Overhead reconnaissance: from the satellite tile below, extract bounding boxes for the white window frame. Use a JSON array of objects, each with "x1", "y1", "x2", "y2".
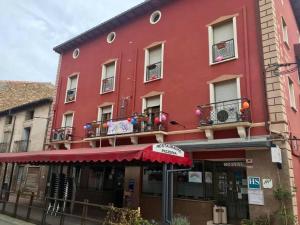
[
  {"x1": 97, "y1": 105, "x2": 113, "y2": 122},
  {"x1": 100, "y1": 60, "x2": 117, "y2": 94},
  {"x1": 208, "y1": 17, "x2": 238, "y2": 65},
  {"x1": 61, "y1": 112, "x2": 74, "y2": 128},
  {"x1": 65, "y1": 73, "x2": 79, "y2": 103},
  {"x1": 288, "y1": 78, "x2": 296, "y2": 110},
  {"x1": 282, "y1": 17, "x2": 289, "y2": 46},
  {"x1": 209, "y1": 77, "x2": 241, "y2": 104},
  {"x1": 142, "y1": 94, "x2": 163, "y2": 112},
  {"x1": 144, "y1": 42, "x2": 165, "y2": 83}
]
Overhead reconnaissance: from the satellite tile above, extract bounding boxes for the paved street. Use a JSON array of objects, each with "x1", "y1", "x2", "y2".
[{"x1": 0, "y1": 214, "x2": 35, "y2": 225}]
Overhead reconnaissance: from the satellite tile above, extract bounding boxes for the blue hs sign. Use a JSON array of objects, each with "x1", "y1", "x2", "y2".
[{"x1": 248, "y1": 176, "x2": 261, "y2": 189}]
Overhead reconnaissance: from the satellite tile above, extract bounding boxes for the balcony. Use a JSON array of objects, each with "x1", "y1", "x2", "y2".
[
  {"x1": 84, "y1": 111, "x2": 168, "y2": 146},
  {"x1": 146, "y1": 62, "x2": 162, "y2": 81},
  {"x1": 212, "y1": 39, "x2": 235, "y2": 63},
  {"x1": 0, "y1": 143, "x2": 9, "y2": 153},
  {"x1": 197, "y1": 98, "x2": 251, "y2": 139},
  {"x1": 101, "y1": 77, "x2": 114, "y2": 93},
  {"x1": 51, "y1": 127, "x2": 74, "y2": 149},
  {"x1": 14, "y1": 140, "x2": 30, "y2": 152},
  {"x1": 65, "y1": 88, "x2": 76, "y2": 102}
]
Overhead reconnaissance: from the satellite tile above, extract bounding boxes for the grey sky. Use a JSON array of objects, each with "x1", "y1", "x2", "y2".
[{"x1": 0, "y1": 0, "x2": 143, "y2": 83}]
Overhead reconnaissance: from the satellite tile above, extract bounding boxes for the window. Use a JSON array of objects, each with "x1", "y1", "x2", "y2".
[
  {"x1": 25, "y1": 110, "x2": 34, "y2": 120},
  {"x1": 288, "y1": 78, "x2": 296, "y2": 109},
  {"x1": 62, "y1": 113, "x2": 74, "y2": 128},
  {"x1": 143, "y1": 95, "x2": 163, "y2": 131},
  {"x1": 98, "y1": 105, "x2": 113, "y2": 122},
  {"x1": 144, "y1": 44, "x2": 164, "y2": 82},
  {"x1": 282, "y1": 17, "x2": 289, "y2": 45},
  {"x1": 150, "y1": 11, "x2": 161, "y2": 24},
  {"x1": 72, "y1": 48, "x2": 80, "y2": 59},
  {"x1": 5, "y1": 115, "x2": 13, "y2": 125},
  {"x1": 101, "y1": 61, "x2": 116, "y2": 93},
  {"x1": 107, "y1": 32, "x2": 116, "y2": 44},
  {"x1": 209, "y1": 17, "x2": 238, "y2": 64},
  {"x1": 142, "y1": 165, "x2": 162, "y2": 195},
  {"x1": 65, "y1": 75, "x2": 78, "y2": 103}
]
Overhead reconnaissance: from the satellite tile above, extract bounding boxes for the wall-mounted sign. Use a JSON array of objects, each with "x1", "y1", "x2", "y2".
[
  {"x1": 107, "y1": 120, "x2": 133, "y2": 135},
  {"x1": 262, "y1": 178, "x2": 273, "y2": 189},
  {"x1": 271, "y1": 145, "x2": 282, "y2": 164},
  {"x1": 152, "y1": 144, "x2": 184, "y2": 157},
  {"x1": 248, "y1": 189, "x2": 264, "y2": 205},
  {"x1": 188, "y1": 171, "x2": 202, "y2": 183},
  {"x1": 248, "y1": 176, "x2": 261, "y2": 189},
  {"x1": 223, "y1": 162, "x2": 246, "y2": 167}
]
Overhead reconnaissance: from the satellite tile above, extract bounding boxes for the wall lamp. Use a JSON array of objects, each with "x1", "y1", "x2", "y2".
[{"x1": 169, "y1": 120, "x2": 186, "y2": 128}]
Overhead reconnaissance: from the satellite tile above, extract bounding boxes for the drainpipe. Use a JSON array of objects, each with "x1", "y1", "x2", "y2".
[{"x1": 254, "y1": 0, "x2": 270, "y2": 132}]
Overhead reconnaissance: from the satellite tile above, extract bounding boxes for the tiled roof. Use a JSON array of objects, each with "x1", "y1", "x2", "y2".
[{"x1": 0, "y1": 81, "x2": 55, "y2": 112}]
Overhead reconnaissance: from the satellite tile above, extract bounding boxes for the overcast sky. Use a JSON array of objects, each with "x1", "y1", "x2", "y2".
[{"x1": 0, "y1": 0, "x2": 143, "y2": 84}]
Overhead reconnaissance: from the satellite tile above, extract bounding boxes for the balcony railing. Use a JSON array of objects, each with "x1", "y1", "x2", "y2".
[
  {"x1": 14, "y1": 140, "x2": 30, "y2": 152},
  {"x1": 65, "y1": 88, "x2": 76, "y2": 102},
  {"x1": 212, "y1": 39, "x2": 235, "y2": 63},
  {"x1": 146, "y1": 62, "x2": 162, "y2": 81},
  {"x1": 102, "y1": 77, "x2": 114, "y2": 93},
  {"x1": 0, "y1": 143, "x2": 9, "y2": 153},
  {"x1": 85, "y1": 111, "x2": 168, "y2": 138},
  {"x1": 51, "y1": 127, "x2": 74, "y2": 142},
  {"x1": 198, "y1": 98, "x2": 251, "y2": 126}
]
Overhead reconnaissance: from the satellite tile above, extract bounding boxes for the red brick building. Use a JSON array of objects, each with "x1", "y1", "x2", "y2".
[{"x1": 40, "y1": 0, "x2": 300, "y2": 224}]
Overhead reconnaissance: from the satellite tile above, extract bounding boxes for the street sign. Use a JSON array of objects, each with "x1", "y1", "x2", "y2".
[{"x1": 248, "y1": 176, "x2": 261, "y2": 189}]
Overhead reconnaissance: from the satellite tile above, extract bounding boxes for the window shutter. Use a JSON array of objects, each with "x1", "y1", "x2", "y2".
[
  {"x1": 146, "y1": 96, "x2": 161, "y2": 108},
  {"x1": 149, "y1": 45, "x2": 162, "y2": 65},
  {"x1": 213, "y1": 20, "x2": 234, "y2": 44},
  {"x1": 102, "y1": 106, "x2": 112, "y2": 114},
  {"x1": 105, "y1": 63, "x2": 115, "y2": 78},
  {"x1": 64, "y1": 114, "x2": 73, "y2": 127},
  {"x1": 69, "y1": 76, "x2": 78, "y2": 89}
]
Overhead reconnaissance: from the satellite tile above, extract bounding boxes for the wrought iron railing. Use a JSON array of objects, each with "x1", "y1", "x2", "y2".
[
  {"x1": 85, "y1": 111, "x2": 168, "y2": 138},
  {"x1": 0, "y1": 143, "x2": 9, "y2": 153},
  {"x1": 146, "y1": 62, "x2": 162, "y2": 81},
  {"x1": 14, "y1": 140, "x2": 30, "y2": 152},
  {"x1": 51, "y1": 127, "x2": 74, "y2": 142},
  {"x1": 212, "y1": 39, "x2": 235, "y2": 63},
  {"x1": 65, "y1": 88, "x2": 76, "y2": 102},
  {"x1": 102, "y1": 77, "x2": 114, "y2": 93},
  {"x1": 197, "y1": 98, "x2": 251, "y2": 126}
]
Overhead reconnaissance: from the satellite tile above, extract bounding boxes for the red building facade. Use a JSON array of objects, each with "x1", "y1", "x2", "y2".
[{"x1": 49, "y1": 0, "x2": 300, "y2": 224}]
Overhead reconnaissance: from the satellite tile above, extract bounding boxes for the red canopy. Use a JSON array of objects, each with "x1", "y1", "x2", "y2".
[{"x1": 0, "y1": 144, "x2": 192, "y2": 167}]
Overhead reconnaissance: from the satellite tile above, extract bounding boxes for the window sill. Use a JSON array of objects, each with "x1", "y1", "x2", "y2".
[
  {"x1": 64, "y1": 100, "x2": 76, "y2": 104},
  {"x1": 100, "y1": 90, "x2": 114, "y2": 95},
  {"x1": 144, "y1": 77, "x2": 162, "y2": 84},
  {"x1": 210, "y1": 56, "x2": 237, "y2": 66}
]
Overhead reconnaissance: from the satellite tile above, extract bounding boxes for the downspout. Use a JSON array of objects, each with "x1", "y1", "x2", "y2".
[
  {"x1": 254, "y1": 0, "x2": 270, "y2": 132},
  {"x1": 42, "y1": 101, "x2": 52, "y2": 151}
]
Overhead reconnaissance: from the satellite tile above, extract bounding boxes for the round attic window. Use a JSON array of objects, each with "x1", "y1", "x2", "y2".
[
  {"x1": 107, "y1": 32, "x2": 116, "y2": 44},
  {"x1": 72, "y1": 48, "x2": 80, "y2": 59},
  {"x1": 150, "y1": 11, "x2": 161, "y2": 24}
]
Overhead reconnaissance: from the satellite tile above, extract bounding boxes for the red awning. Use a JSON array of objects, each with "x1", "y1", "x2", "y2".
[{"x1": 0, "y1": 144, "x2": 192, "y2": 167}]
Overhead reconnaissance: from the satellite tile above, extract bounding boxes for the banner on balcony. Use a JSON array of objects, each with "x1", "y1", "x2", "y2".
[{"x1": 107, "y1": 120, "x2": 133, "y2": 135}]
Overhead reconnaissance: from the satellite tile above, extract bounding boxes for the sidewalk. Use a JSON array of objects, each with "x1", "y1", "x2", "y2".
[{"x1": 0, "y1": 214, "x2": 35, "y2": 225}]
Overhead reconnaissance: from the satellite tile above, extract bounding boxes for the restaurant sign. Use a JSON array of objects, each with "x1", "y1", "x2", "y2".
[{"x1": 153, "y1": 144, "x2": 185, "y2": 157}]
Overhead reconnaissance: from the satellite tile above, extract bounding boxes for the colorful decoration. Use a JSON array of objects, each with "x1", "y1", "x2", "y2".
[
  {"x1": 131, "y1": 118, "x2": 137, "y2": 125},
  {"x1": 242, "y1": 101, "x2": 250, "y2": 109},
  {"x1": 161, "y1": 114, "x2": 167, "y2": 121},
  {"x1": 154, "y1": 117, "x2": 161, "y2": 124},
  {"x1": 195, "y1": 108, "x2": 202, "y2": 116},
  {"x1": 127, "y1": 118, "x2": 131, "y2": 122},
  {"x1": 215, "y1": 55, "x2": 224, "y2": 62},
  {"x1": 102, "y1": 123, "x2": 108, "y2": 128}
]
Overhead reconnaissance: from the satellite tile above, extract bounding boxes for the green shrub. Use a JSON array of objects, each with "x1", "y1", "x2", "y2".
[{"x1": 171, "y1": 215, "x2": 190, "y2": 225}]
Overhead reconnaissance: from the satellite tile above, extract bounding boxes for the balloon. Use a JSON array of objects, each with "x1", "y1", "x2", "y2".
[
  {"x1": 195, "y1": 109, "x2": 201, "y2": 116},
  {"x1": 240, "y1": 108, "x2": 245, "y2": 113},
  {"x1": 242, "y1": 101, "x2": 250, "y2": 109},
  {"x1": 83, "y1": 125, "x2": 87, "y2": 129},
  {"x1": 131, "y1": 118, "x2": 137, "y2": 125},
  {"x1": 127, "y1": 118, "x2": 131, "y2": 122},
  {"x1": 154, "y1": 117, "x2": 160, "y2": 124},
  {"x1": 215, "y1": 55, "x2": 224, "y2": 62},
  {"x1": 103, "y1": 123, "x2": 108, "y2": 128},
  {"x1": 161, "y1": 114, "x2": 167, "y2": 121}
]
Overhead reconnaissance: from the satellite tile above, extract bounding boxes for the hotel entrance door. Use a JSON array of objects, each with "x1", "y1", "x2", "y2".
[{"x1": 214, "y1": 161, "x2": 249, "y2": 224}]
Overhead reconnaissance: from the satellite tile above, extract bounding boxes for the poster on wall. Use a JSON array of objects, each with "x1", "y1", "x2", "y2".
[
  {"x1": 248, "y1": 189, "x2": 264, "y2": 205},
  {"x1": 188, "y1": 171, "x2": 202, "y2": 183},
  {"x1": 262, "y1": 178, "x2": 273, "y2": 189},
  {"x1": 205, "y1": 172, "x2": 213, "y2": 183}
]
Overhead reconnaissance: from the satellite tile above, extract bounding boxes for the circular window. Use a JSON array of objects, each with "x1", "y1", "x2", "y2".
[
  {"x1": 150, "y1": 11, "x2": 161, "y2": 24},
  {"x1": 72, "y1": 48, "x2": 80, "y2": 59},
  {"x1": 107, "y1": 32, "x2": 116, "y2": 43}
]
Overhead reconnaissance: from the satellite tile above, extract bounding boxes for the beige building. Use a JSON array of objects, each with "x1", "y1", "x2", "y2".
[{"x1": 0, "y1": 81, "x2": 54, "y2": 199}]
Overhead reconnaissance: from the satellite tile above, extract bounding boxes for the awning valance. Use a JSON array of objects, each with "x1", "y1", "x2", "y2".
[{"x1": 0, "y1": 144, "x2": 192, "y2": 167}]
